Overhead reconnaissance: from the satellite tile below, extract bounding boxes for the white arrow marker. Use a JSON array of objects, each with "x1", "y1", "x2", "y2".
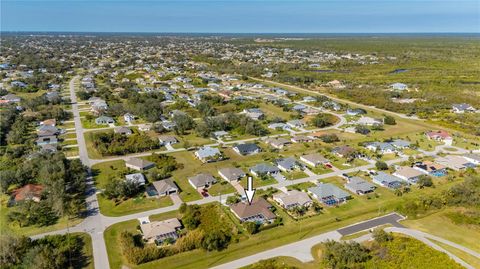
[{"x1": 244, "y1": 176, "x2": 256, "y2": 205}]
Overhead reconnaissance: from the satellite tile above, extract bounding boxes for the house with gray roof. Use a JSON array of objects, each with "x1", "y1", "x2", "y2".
[
  {"x1": 233, "y1": 143, "x2": 261, "y2": 156},
  {"x1": 463, "y1": 154, "x2": 480, "y2": 165},
  {"x1": 218, "y1": 167, "x2": 246, "y2": 181},
  {"x1": 158, "y1": 135, "x2": 178, "y2": 145},
  {"x1": 188, "y1": 173, "x2": 217, "y2": 188},
  {"x1": 194, "y1": 146, "x2": 223, "y2": 163},
  {"x1": 344, "y1": 177, "x2": 375, "y2": 195},
  {"x1": 114, "y1": 126, "x2": 133, "y2": 136},
  {"x1": 249, "y1": 163, "x2": 280, "y2": 177},
  {"x1": 452, "y1": 103, "x2": 476, "y2": 113},
  {"x1": 308, "y1": 183, "x2": 351, "y2": 206},
  {"x1": 265, "y1": 137, "x2": 291, "y2": 149},
  {"x1": 275, "y1": 157, "x2": 301, "y2": 172},
  {"x1": 364, "y1": 142, "x2": 396, "y2": 154},
  {"x1": 390, "y1": 139, "x2": 411, "y2": 149},
  {"x1": 125, "y1": 157, "x2": 155, "y2": 171},
  {"x1": 372, "y1": 172, "x2": 402, "y2": 189},
  {"x1": 300, "y1": 153, "x2": 329, "y2": 167},
  {"x1": 95, "y1": 116, "x2": 115, "y2": 125},
  {"x1": 152, "y1": 178, "x2": 179, "y2": 196}
]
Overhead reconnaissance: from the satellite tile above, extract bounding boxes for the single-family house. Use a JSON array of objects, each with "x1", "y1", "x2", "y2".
[
  {"x1": 213, "y1": 130, "x2": 229, "y2": 140},
  {"x1": 344, "y1": 177, "x2": 375, "y2": 195},
  {"x1": 152, "y1": 179, "x2": 179, "y2": 196},
  {"x1": 243, "y1": 108, "x2": 265, "y2": 120},
  {"x1": 308, "y1": 183, "x2": 351, "y2": 206},
  {"x1": 300, "y1": 153, "x2": 329, "y2": 167},
  {"x1": 232, "y1": 143, "x2": 261, "y2": 156},
  {"x1": 249, "y1": 163, "x2": 280, "y2": 177},
  {"x1": 393, "y1": 166, "x2": 425, "y2": 184},
  {"x1": 390, "y1": 139, "x2": 411, "y2": 149},
  {"x1": 413, "y1": 161, "x2": 447, "y2": 177},
  {"x1": 36, "y1": 135, "x2": 58, "y2": 146},
  {"x1": 158, "y1": 135, "x2": 178, "y2": 145},
  {"x1": 140, "y1": 218, "x2": 182, "y2": 243},
  {"x1": 434, "y1": 155, "x2": 476, "y2": 171},
  {"x1": 125, "y1": 173, "x2": 146, "y2": 186},
  {"x1": 114, "y1": 126, "x2": 133, "y2": 136},
  {"x1": 389, "y1": 83, "x2": 408, "y2": 91},
  {"x1": 95, "y1": 116, "x2": 115, "y2": 125},
  {"x1": 11, "y1": 184, "x2": 44, "y2": 203},
  {"x1": 291, "y1": 135, "x2": 315, "y2": 143},
  {"x1": 275, "y1": 157, "x2": 301, "y2": 172},
  {"x1": 286, "y1": 119, "x2": 306, "y2": 129},
  {"x1": 125, "y1": 157, "x2": 155, "y2": 171},
  {"x1": 372, "y1": 172, "x2": 403, "y2": 189},
  {"x1": 265, "y1": 137, "x2": 291, "y2": 149},
  {"x1": 188, "y1": 173, "x2": 217, "y2": 189},
  {"x1": 355, "y1": 116, "x2": 382, "y2": 126},
  {"x1": 230, "y1": 198, "x2": 276, "y2": 223},
  {"x1": 332, "y1": 145, "x2": 357, "y2": 158},
  {"x1": 426, "y1": 130, "x2": 453, "y2": 145},
  {"x1": 273, "y1": 190, "x2": 313, "y2": 209},
  {"x1": 37, "y1": 125, "x2": 60, "y2": 137},
  {"x1": 194, "y1": 146, "x2": 223, "y2": 163},
  {"x1": 268, "y1": 123, "x2": 290, "y2": 131},
  {"x1": 124, "y1": 113, "x2": 135, "y2": 123},
  {"x1": 218, "y1": 167, "x2": 246, "y2": 181},
  {"x1": 364, "y1": 142, "x2": 396, "y2": 154},
  {"x1": 452, "y1": 103, "x2": 476, "y2": 113}
]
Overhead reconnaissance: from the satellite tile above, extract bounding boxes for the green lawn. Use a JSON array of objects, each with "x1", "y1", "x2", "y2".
[
  {"x1": 283, "y1": 170, "x2": 309, "y2": 180},
  {"x1": 208, "y1": 180, "x2": 236, "y2": 196},
  {"x1": 97, "y1": 194, "x2": 174, "y2": 217},
  {"x1": 403, "y1": 208, "x2": 480, "y2": 253},
  {"x1": 81, "y1": 118, "x2": 111, "y2": 129},
  {"x1": 60, "y1": 132, "x2": 77, "y2": 139},
  {"x1": 286, "y1": 182, "x2": 316, "y2": 191},
  {"x1": 91, "y1": 160, "x2": 126, "y2": 188}
]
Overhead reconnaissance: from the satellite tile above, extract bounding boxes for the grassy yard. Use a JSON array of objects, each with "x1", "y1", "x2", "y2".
[
  {"x1": 97, "y1": 194, "x2": 174, "y2": 217},
  {"x1": 62, "y1": 147, "x2": 79, "y2": 157},
  {"x1": 402, "y1": 208, "x2": 480, "y2": 253},
  {"x1": 60, "y1": 132, "x2": 77, "y2": 139},
  {"x1": 238, "y1": 175, "x2": 278, "y2": 188},
  {"x1": 283, "y1": 170, "x2": 309, "y2": 180},
  {"x1": 208, "y1": 180, "x2": 236, "y2": 196},
  {"x1": 81, "y1": 117, "x2": 112, "y2": 129},
  {"x1": 91, "y1": 160, "x2": 126, "y2": 188},
  {"x1": 286, "y1": 181, "x2": 316, "y2": 191}
]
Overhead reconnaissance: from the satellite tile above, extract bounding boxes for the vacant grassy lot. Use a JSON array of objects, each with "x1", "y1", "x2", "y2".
[
  {"x1": 403, "y1": 208, "x2": 480, "y2": 253},
  {"x1": 98, "y1": 194, "x2": 173, "y2": 217}
]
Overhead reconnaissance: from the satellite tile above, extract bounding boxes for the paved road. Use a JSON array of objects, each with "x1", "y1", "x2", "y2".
[
  {"x1": 211, "y1": 213, "x2": 405, "y2": 269},
  {"x1": 251, "y1": 77, "x2": 421, "y2": 120},
  {"x1": 337, "y1": 212, "x2": 405, "y2": 236},
  {"x1": 67, "y1": 76, "x2": 110, "y2": 269}
]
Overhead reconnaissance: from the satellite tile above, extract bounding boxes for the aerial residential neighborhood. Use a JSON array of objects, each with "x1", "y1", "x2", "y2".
[{"x1": 1, "y1": 1, "x2": 480, "y2": 269}]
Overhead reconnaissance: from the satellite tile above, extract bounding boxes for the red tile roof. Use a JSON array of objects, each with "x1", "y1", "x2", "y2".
[{"x1": 12, "y1": 184, "x2": 44, "y2": 202}]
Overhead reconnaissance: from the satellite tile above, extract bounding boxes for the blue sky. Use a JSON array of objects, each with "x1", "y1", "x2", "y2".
[{"x1": 2, "y1": 0, "x2": 479, "y2": 33}]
